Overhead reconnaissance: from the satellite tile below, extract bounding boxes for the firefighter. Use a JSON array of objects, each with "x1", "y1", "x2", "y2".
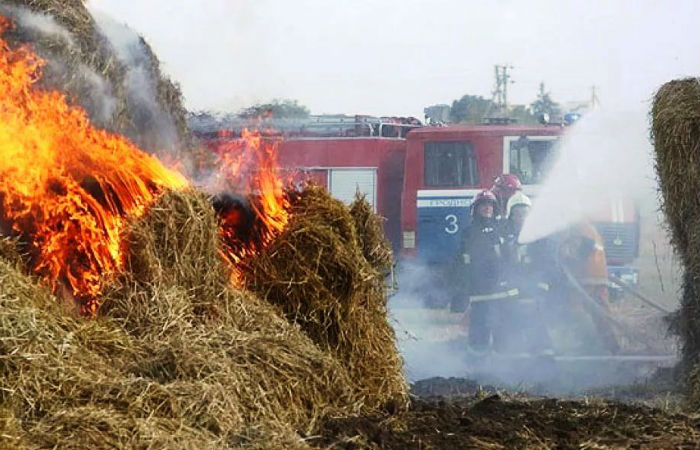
[
  {"x1": 558, "y1": 222, "x2": 620, "y2": 354},
  {"x1": 491, "y1": 174, "x2": 523, "y2": 219},
  {"x1": 460, "y1": 189, "x2": 515, "y2": 351},
  {"x1": 499, "y1": 192, "x2": 554, "y2": 354}
]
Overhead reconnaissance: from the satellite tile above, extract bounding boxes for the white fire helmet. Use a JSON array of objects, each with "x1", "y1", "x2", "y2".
[{"x1": 506, "y1": 191, "x2": 532, "y2": 218}]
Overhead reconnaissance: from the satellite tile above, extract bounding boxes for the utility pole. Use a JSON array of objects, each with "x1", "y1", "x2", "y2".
[
  {"x1": 590, "y1": 85, "x2": 600, "y2": 109},
  {"x1": 491, "y1": 65, "x2": 513, "y2": 114}
]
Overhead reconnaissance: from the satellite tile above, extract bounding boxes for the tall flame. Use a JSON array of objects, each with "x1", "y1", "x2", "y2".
[
  {"x1": 0, "y1": 16, "x2": 293, "y2": 311},
  {"x1": 212, "y1": 129, "x2": 291, "y2": 280},
  {"x1": 0, "y1": 17, "x2": 188, "y2": 313}
]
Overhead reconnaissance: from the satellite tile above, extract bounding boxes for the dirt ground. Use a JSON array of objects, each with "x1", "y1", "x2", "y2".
[
  {"x1": 341, "y1": 203, "x2": 694, "y2": 450},
  {"x1": 313, "y1": 378, "x2": 700, "y2": 450}
]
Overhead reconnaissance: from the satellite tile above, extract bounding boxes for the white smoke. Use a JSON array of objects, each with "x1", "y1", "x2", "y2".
[
  {"x1": 520, "y1": 105, "x2": 657, "y2": 244},
  {"x1": 0, "y1": 5, "x2": 120, "y2": 127},
  {"x1": 77, "y1": 63, "x2": 118, "y2": 124},
  {"x1": 90, "y1": 8, "x2": 179, "y2": 150},
  {"x1": 0, "y1": 4, "x2": 75, "y2": 46}
]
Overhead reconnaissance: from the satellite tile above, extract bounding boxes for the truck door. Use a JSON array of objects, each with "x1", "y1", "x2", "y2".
[
  {"x1": 417, "y1": 141, "x2": 479, "y2": 262},
  {"x1": 417, "y1": 191, "x2": 480, "y2": 261}
]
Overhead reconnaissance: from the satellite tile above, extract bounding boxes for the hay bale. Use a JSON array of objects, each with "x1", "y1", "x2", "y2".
[
  {"x1": 0, "y1": 189, "x2": 361, "y2": 449},
  {"x1": 0, "y1": 1, "x2": 192, "y2": 155},
  {"x1": 688, "y1": 362, "x2": 700, "y2": 411},
  {"x1": 349, "y1": 192, "x2": 393, "y2": 276},
  {"x1": 0, "y1": 258, "x2": 154, "y2": 448},
  {"x1": 651, "y1": 78, "x2": 700, "y2": 411},
  {"x1": 0, "y1": 256, "x2": 236, "y2": 449},
  {"x1": 102, "y1": 189, "x2": 357, "y2": 446},
  {"x1": 240, "y1": 185, "x2": 408, "y2": 414}
]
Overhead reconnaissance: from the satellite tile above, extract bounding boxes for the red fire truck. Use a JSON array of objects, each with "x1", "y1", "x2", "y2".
[{"x1": 192, "y1": 115, "x2": 640, "y2": 301}]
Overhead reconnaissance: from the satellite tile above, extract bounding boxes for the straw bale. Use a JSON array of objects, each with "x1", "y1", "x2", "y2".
[
  {"x1": 0, "y1": 235, "x2": 24, "y2": 267},
  {"x1": 651, "y1": 77, "x2": 700, "y2": 411},
  {"x1": 102, "y1": 189, "x2": 357, "y2": 444},
  {"x1": 0, "y1": 189, "x2": 361, "y2": 449},
  {"x1": 349, "y1": 191, "x2": 393, "y2": 276},
  {"x1": 240, "y1": 185, "x2": 408, "y2": 414},
  {"x1": 0, "y1": 0, "x2": 192, "y2": 154},
  {"x1": 29, "y1": 407, "x2": 219, "y2": 450}
]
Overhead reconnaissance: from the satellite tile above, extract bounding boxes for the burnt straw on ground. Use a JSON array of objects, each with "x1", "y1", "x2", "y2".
[{"x1": 315, "y1": 394, "x2": 700, "y2": 450}]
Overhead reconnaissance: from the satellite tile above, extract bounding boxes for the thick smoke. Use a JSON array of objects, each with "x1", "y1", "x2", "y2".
[
  {"x1": 76, "y1": 63, "x2": 118, "y2": 124},
  {"x1": 90, "y1": 9, "x2": 179, "y2": 151}
]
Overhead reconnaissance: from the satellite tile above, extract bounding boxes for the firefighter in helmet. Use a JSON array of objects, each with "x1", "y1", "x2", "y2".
[
  {"x1": 491, "y1": 174, "x2": 523, "y2": 219},
  {"x1": 501, "y1": 191, "x2": 532, "y2": 241},
  {"x1": 460, "y1": 189, "x2": 515, "y2": 351},
  {"x1": 499, "y1": 192, "x2": 554, "y2": 354}
]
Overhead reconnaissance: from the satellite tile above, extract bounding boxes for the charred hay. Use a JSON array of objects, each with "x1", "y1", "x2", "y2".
[
  {"x1": 0, "y1": 1, "x2": 191, "y2": 155},
  {"x1": 239, "y1": 186, "x2": 408, "y2": 414},
  {"x1": 651, "y1": 78, "x2": 700, "y2": 411}
]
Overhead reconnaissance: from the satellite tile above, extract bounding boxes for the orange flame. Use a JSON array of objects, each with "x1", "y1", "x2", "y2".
[
  {"x1": 0, "y1": 17, "x2": 188, "y2": 313},
  {"x1": 212, "y1": 129, "x2": 291, "y2": 280},
  {"x1": 0, "y1": 16, "x2": 293, "y2": 310}
]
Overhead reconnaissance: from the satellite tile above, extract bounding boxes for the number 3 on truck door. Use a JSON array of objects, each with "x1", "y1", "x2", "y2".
[{"x1": 445, "y1": 214, "x2": 459, "y2": 234}]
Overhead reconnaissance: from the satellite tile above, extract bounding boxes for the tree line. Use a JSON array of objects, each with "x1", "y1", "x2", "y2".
[
  {"x1": 439, "y1": 82, "x2": 562, "y2": 125},
  {"x1": 191, "y1": 82, "x2": 562, "y2": 124}
]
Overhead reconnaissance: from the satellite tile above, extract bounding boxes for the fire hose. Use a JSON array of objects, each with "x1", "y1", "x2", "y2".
[
  {"x1": 555, "y1": 245, "x2": 651, "y2": 349},
  {"x1": 608, "y1": 273, "x2": 672, "y2": 314}
]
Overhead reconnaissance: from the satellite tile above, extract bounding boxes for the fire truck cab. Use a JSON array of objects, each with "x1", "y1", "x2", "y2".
[
  {"x1": 398, "y1": 124, "x2": 639, "y2": 297},
  {"x1": 400, "y1": 125, "x2": 562, "y2": 261}
]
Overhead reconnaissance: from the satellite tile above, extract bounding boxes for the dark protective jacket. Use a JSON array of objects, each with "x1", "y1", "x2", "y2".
[
  {"x1": 460, "y1": 216, "x2": 502, "y2": 296},
  {"x1": 500, "y1": 219, "x2": 557, "y2": 298}
]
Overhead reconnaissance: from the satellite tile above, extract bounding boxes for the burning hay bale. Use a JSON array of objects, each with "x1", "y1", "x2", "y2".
[
  {"x1": 240, "y1": 185, "x2": 408, "y2": 414},
  {"x1": 651, "y1": 78, "x2": 700, "y2": 410},
  {"x1": 0, "y1": 1, "x2": 191, "y2": 154},
  {"x1": 0, "y1": 189, "x2": 374, "y2": 449},
  {"x1": 103, "y1": 189, "x2": 357, "y2": 447}
]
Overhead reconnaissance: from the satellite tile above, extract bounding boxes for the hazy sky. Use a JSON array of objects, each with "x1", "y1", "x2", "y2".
[{"x1": 88, "y1": 0, "x2": 700, "y2": 118}]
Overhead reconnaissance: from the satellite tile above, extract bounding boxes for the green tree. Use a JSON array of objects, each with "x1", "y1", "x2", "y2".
[
  {"x1": 530, "y1": 83, "x2": 561, "y2": 119},
  {"x1": 449, "y1": 95, "x2": 493, "y2": 123},
  {"x1": 509, "y1": 105, "x2": 537, "y2": 125},
  {"x1": 239, "y1": 99, "x2": 310, "y2": 119}
]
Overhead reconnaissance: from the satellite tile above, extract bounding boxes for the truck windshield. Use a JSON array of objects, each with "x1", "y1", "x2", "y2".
[
  {"x1": 424, "y1": 141, "x2": 478, "y2": 186},
  {"x1": 509, "y1": 137, "x2": 558, "y2": 185}
]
